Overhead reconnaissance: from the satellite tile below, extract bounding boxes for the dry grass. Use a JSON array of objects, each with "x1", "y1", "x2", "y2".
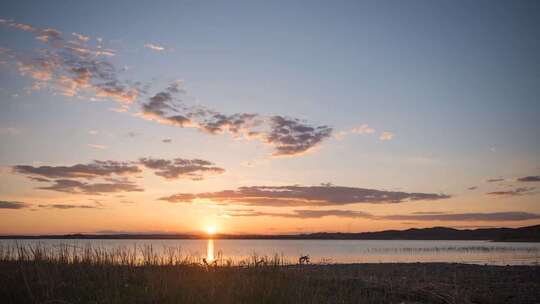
[{"x1": 0, "y1": 244, "x2": 539, "y2": 304}]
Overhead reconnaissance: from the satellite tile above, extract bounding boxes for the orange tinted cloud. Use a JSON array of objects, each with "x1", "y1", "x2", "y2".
[
  {"x1": 1, "y1": 21, "x2": 139, "y2": 105},
  {"x1": 161, "y1": 185, "x2": 451, "y2": 206},
  {"x1": 379, "y1": 131, "x2": 394, "y2": 141}
]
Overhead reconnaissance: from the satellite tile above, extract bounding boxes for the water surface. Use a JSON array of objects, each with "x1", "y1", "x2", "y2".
[{"x1": 2, "y1": 239, "x2": 539, "y2": 265}]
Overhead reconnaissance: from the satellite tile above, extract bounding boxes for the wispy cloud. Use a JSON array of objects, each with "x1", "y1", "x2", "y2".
[
  {"x1": 0, "y1": 200, "x2": 29, "y2": 209},
  {"x1": 379, "y1": 131, "x2": 394, "y2": 141},
  {"x1": 351, "y1": 124, "x2": 375, "y2": 135},
  {"x1": 160, "y1": 185, "x2": 451, "y2": 206},
  {"x1": 37, "y1": 203, "x2": 99, "y2": 209},
  {"x1": 144, "y1": 43, "x2": 165, "y2": 51},
  {"x1": 486, "y1": 187, "x2": 536, "y2": 197},
  {"x1": 0, "y1": 19, "x2": 36, "y2": 32},
  {"x1": 517, "y1": 176, "x2": 540, "y2": 182},
  {"x1": 1, "y1": 200, "x2": 100, "y2": 210},
  {"x1": 87, "y1": 144, "x2": 107, "y2": 150},
  {"x1": 335, "y1": 124, "x2": 377, "y2": 140},
  {"x1": 382, "y1": 211, "x2": 540, "y2": 222},
  {"x1": 226, "y1": 209, "x2": 373, "y2": 219},
  {"x1": 72, "y1": 32, "x2": 90, "y2": 42},
  {"x1": 224, "y1": 209, "x2": 540, "y2": 222},
  {"x1": 486, "y1": 178, "x2": 505, "y2": 183}
]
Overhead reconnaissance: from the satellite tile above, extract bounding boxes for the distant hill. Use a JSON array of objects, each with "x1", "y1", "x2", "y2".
[
  {"x1": 295, "y1": 225, "x2": 539, "y2": 241},
  {"x1": 297, "y1": 227, "x2": 512, "y2": 240},
  {"x1": 1, "y1": 225, "x2": 539, "y2": 242},
  {"x1": 495, "y1": 224, "x2": 540, "y2": 242}
]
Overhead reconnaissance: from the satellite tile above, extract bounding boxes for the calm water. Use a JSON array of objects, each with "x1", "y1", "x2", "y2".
[{"x1": 2, "y1": 239, "x2": 540, "y2": 266}]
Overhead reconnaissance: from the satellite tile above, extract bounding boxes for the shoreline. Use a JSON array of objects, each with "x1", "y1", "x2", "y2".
[
  {"x1": 1, "y1": 224, "x2": 538, "y2": 242},
  {"x1": 1, "y1": 236, "x2": 539, "y2": 242}
]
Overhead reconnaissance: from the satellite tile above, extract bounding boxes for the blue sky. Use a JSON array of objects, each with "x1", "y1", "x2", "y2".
[{"x1": 0, "y1": 1, "x2": 539, "y2": 234}]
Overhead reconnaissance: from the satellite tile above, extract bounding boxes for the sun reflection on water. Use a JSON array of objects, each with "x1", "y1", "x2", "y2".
[{"x1": 206, "y1": 239, "x2": 214, "y2": 262}]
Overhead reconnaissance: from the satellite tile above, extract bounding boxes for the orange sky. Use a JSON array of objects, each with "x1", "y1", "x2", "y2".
[{"x1": 1, "y1": 2, "x2": 540, "y2": 235}]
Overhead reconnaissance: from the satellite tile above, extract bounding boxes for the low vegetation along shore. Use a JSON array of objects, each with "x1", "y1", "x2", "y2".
[{"x1": 0, "y1": 245, "x2": 539, "y2": 304}]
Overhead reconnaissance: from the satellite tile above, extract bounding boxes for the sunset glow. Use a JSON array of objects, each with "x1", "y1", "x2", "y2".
[
  {"x1": 206, "y1": 226, "x2": 217, "y2": 236},
  {"x1": 0, "y1": 1, "x2": 539, "y2": 237}
]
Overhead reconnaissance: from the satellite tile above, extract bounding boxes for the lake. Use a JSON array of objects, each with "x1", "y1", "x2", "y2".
[{"x1": 2, "y1": 239, "x2": 539, "y2": 265}]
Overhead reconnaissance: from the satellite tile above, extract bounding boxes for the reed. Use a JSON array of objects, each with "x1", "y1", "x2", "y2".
[{"x1": 0, "y1": 243, "x2": 538, "y2": 304}]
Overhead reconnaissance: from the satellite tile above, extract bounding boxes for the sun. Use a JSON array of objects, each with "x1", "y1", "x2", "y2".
[{"x1": 206, "y1": 226, "x2": 217, "y2": 235}]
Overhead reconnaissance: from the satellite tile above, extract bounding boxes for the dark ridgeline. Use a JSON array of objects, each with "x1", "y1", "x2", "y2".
[
  {"x1": 2, "y1": 224, "x2": 539, "y2": 242},
  {"x1": 303, "y1": 225, "x2": 540, "y2": 242}
]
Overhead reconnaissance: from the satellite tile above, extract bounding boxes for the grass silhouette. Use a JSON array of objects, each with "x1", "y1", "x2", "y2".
[{"x1": 0, "y1": 244, "x2": 539, "y2": 303}]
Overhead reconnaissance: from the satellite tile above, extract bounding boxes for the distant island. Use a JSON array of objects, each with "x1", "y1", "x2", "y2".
[{"x1": 2, "y1": 224, "x2": 539, "y2": 242}]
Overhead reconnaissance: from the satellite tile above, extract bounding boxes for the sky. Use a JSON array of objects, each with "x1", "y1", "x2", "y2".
[{"x1": 0, "y1": 0, "x2": 539, "y2": 235}]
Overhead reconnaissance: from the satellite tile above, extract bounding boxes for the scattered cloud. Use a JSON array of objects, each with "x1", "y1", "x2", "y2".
[
  {"x1": 160, "y1": 185, "x2": 451, "y2": 206},
  {"x1": 1, "y1": 200, "x2": 101, "y2": 210},
  {"x1": 141, "y1": 82, "x2": 333, "y2": 156},
  {"x1": 87, "y1": 144, "x2": 107, "y2": 149},
  {"x1": 72, "y1": 32, "x2": 90, "y2": 42},
  {"x1": 28, "y1": 177, "x2": 50, "y2": 182},
  {"x1": 486, "y1": 187, "x2": 536, "y2": 197},
  {"x1": 334, "y1": 124, "x2": 377, "y2": 140},
  {"x1": 379, "y1": 131, "x2": 394, "y2": 141},
  {"x1": 411, "y1": 211, "x2": 448, "y2": 215},
  {"x1": 0, "y1": 19, "x2": 36, "y2": 32},
  {"x1": 351, "y1": 124, "x2": 375, "y2": 134},
  {"x1": 13, "y1": 161, "x2": 141, "y2": 179},
  {"x1": 88, "y1": 130, "x2": 99, "y2": 135},
  {"x1": 224, "y1": 209, "x2": 540, "y2": 222},
  {"x1": 517, "y1": 176, "x2": 540, "y2": 182},
  {"x1": 0, "y1": 200, "x2": 29, "y2": 209},
  {"x1": 226, "y1": 209, "x2": 373, "y2": 219},
  {"x1": 0, "y1": 20, "x2": 139, "y2": 106},
  {"x1": 13, "y1": 157, "x2": 223, "y2": 195},
  {"x1": 268, "y1": 116, "x2": 333, "y2": 156},
  {"x1": 486, "y1": 178, "x2": 505, "y2": 183},
  {"x1": 1, "y1": 20, "x2": 394, "y2": 157},
  {"x1": 37, "y1": 203, "x2": 99, "y2": 209},
  {"x1": 37, "y1": 179, "x2": 143, "y2": 194},
  {"x1": 138, "y1": 157, "x2": 224, "y2": 180},
  {"x1": 144, "y1": 43, "x2": 165, "y2": 51},
  {"x1": 382, "y1": 212, "x2": 540, "y2": 222}
]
